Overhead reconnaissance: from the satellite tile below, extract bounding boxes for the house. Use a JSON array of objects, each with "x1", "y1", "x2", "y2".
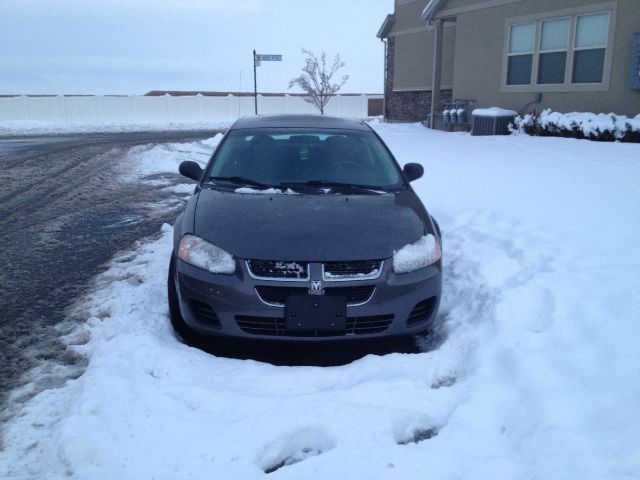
[{"x1": 377, "y1": 0, "x2": 640, "y2": 125}]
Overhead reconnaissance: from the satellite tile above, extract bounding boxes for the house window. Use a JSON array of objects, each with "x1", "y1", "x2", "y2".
[
  {"x1": 507, "y1": 23, "x2": 534, "y2": 85},
  {"x1": 505, "y1": 10, "x2": 611, "y2": 88},
  {"x1": 538, "y1": 17, "x2": 569, "y2": 84},
  {"x1": 573, "y1": 12, "x2": 609, "y2": 83}
]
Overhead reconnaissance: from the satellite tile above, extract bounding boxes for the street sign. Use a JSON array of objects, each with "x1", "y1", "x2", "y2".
[
  {"x1": 256, "y1": 54, "x2": 282, "y2": 62},
  {"x1": 253, "y1": 50, "x2": 283, "y2": 114}
]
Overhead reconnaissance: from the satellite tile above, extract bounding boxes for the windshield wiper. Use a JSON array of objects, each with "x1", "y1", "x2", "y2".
[
  {"x1": 280, "y1": 180, "x2": 390, "y2": 193},
  {"x1": 208, "y1": 176, "x2": 281, "y2": 190}
]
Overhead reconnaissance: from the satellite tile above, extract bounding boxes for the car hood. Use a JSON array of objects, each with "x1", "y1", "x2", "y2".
[{"x1": 193, "y1": 188, "x2": 428, "y2": 261}]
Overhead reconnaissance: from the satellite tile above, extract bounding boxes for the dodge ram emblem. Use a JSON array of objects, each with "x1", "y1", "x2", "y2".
[{"x1": 310, "y1": 281, "x2": 323, "y2": 295}]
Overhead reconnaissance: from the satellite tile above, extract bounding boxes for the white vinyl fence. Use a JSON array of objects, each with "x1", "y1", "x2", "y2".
[{"x1": 0, "y1": 94, "x2": 381, "y2": 124}]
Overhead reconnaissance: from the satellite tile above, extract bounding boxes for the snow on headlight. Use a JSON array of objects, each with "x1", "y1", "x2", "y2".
[
  {"x1": 393, "y1": 234, "x2": 441, "y2": 274},
  {"x1": 178, "y1": 234, "x2": 236, "y2": 274}
]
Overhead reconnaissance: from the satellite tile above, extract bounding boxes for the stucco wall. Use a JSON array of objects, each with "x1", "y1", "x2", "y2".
[
  {"x1": 392, "y1": 25, "x2": 456, "y2": 90},
  {"x1": 391, "y1": 0, "x2": 430, "y2": 33},
  {"x1": 451, "y1": 0, "x2": 640, "y2": 116},
  {"x1": 384, "y1": 36, "x2": 453, "y2": 121}
]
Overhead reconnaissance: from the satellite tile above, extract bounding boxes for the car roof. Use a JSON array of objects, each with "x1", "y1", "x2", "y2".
[{"x1": 230, "y1": 114, "x2": 372, "y2": 132}]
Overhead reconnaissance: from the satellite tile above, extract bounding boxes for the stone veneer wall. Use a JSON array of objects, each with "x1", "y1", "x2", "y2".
[{"x1": 384, "y1": 37, "x2": 452, "y2": 122}]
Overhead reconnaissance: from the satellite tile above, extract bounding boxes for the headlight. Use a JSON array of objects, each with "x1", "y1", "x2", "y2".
[
  {"x1": 393, "y1": 234, "x2": 441, "y2": 274},
  {"x1": 178, "y1": 234, "x2": 236, "y2": 274}
]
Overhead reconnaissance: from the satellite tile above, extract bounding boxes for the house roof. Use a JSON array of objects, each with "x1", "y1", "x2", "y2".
[
  {"x1": 421, "y1": 0, "x2": 446, "y2": 22},
  {"x1": 376, "y1": 14, "x2": 395, "y2": 39}
]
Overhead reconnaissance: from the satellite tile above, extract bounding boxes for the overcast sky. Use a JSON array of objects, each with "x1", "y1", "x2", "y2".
[{"x1": 0, "y1": 0, "x2": 393, "y2": 95}]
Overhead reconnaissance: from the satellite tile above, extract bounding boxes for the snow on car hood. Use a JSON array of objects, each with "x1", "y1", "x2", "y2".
[{"x1": 193, "y1": 187, "x2": 428, "y2": 261}]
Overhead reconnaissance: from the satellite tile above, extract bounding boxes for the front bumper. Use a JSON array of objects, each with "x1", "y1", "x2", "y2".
[{"x1": 174, "y1": 257, "x2": 442, "y2": 341}]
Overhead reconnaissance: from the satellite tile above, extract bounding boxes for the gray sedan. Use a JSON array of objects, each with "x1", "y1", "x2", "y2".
[{"x1": 169, "y1": 115, "x2": 442, "y2": 342}]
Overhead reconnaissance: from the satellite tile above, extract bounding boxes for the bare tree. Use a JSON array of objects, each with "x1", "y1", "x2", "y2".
[{"x1": 289, "y1": 49, "x2": 349, "y2": 115}]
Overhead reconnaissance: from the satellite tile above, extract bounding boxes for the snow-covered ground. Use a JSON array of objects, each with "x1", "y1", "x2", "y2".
[
  {"x1": 0, "y1": 120, "x2": 233, "y2": 136},
  {"x1": 2, "y1": 124, "x2": 639, "y2": 479}
]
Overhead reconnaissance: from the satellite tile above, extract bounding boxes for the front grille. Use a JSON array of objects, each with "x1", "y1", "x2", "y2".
[
  {"x1": 247, "y1": 260, "x2": 308, "y2": 280},
  {"x1": 235, "y1": 314, "x2": 394, "y2": 337},
  {"x1": 407, "y1": 297, "x2": 437, "y2": 327},
  {"x1": 188, "y1": 299, "x2": 221, "y2": 328},
  {"x1": 256, "y1": 285, "x2": 375, "y2": 305},
  {"x1": 323, "y1": 260, "x2": 382, "y2": 279},
  {"x1": 324, "y1": 286, "x2": 375, "y2": 304},
  {"x1": 248, "y1": 259, "x2": 382, "y2": 280},
  {"x1": 255, "y1": 286, "x2": 307, "y2": 304}
]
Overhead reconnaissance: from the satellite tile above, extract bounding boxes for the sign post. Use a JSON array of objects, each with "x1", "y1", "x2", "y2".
[{"x1": 253, "y1": 51, "x2": 283, "y2": 115}]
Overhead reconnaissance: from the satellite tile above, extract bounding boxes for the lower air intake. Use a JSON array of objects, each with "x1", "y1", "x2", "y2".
[
  {"x1": 407, "y1": 297, "x2": 437, "y2": 327},
  {"x1": 188, "y1": 299, "x2": 221, "y2": 328},
  {"x1": 235, "y1": 314, "x2": 394, "y2": 337}
]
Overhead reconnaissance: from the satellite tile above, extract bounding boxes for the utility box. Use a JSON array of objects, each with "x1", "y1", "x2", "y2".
[
  {"x1": 630, "y1": 33, "x2": 640, "y2": 91},
  {"x1": 471, "y1": 108, "x2": 517, "y2": 136},
  {"x1": 442, "y1": 100, "x2": 472, "y2": 131}
]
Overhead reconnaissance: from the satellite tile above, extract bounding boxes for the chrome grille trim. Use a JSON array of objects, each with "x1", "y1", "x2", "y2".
[{"x1": 254, "y1": 288, "x2": 287, "y2": 307}]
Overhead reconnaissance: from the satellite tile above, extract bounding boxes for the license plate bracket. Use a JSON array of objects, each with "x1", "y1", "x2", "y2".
[{"x1": 285, "y1": 295, "x2": 347, "y2": 330}]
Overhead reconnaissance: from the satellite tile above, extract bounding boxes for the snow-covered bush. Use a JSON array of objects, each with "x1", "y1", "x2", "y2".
[{"x1": 511, "y1": 109, "x2": 640, "y2": 143}]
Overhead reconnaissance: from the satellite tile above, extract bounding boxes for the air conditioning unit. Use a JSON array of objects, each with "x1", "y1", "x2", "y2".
[{"x1": 471, "y1": 108, "x2": 517, "y2": 136}]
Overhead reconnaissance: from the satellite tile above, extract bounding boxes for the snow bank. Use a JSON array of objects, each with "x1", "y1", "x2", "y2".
[
  {"x1": 512, "y1": 109, "x2": 640, "y2": 141},
  {"x1": 2, "y1": 124, "x2": 640, "y2": 479},
  {"x1": 120, "y1": 134, "x2": 223, "y2": 182}
]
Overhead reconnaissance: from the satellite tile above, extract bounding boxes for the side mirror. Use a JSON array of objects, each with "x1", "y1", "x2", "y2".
[
  {"x1": 403, "y1": 163, "x2": 424, "y2": 183},
  {"x1": 179, "y1": 161, "x2": 203, "y2": 182}
]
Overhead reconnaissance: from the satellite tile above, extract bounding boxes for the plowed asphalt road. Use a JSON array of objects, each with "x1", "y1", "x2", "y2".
[{"x1": 0, "y1": 131, "x2": 219, "y2": 410}]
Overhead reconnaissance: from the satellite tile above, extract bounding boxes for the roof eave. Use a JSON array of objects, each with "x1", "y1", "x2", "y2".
[{"x1": 376, "y1": 14, "x2": 395, "y2": 39}]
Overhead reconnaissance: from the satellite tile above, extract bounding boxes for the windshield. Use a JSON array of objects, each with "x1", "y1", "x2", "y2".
[{"x1": 206, "y1": 129, "x2": 404, "y2": 191}]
